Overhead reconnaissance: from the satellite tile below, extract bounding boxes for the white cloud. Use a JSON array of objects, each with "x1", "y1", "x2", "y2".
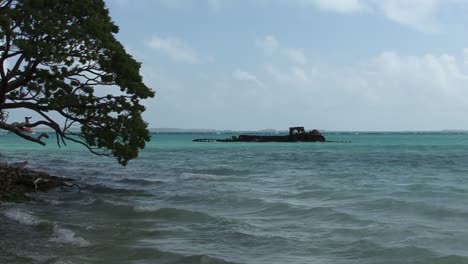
[
  {"x1": 255, "y1": 35, "x2": 279, "y2": 55},
  {"x1": 286, "y1": 48, "x2": 308, "y2": 65},
  {"x1": 233, "y1": 69, "x2": 264, "y2": 86},
  {"x1": 256, "y1": 38, "x2": 308, "y2": 65},
  {"x1": 301, "y1": 0, "x2": 443, "y2": 32},
  {"x1": 260, "y1": 48, "x2": 468, "y2": 129},
  {"x1": 367, "y1": 51, "x2": 468, "y2": 98},
  {"x1": 146, "y1": 0, "x2": 459, "y2": 33},
  {"x1": 205, "y1": 0, "x2": 453, "y2": 33},
  {"x1": 375, "y1": 0, "x2": 440, "y2": 33},
  {"x1": 139, "y1": 47, "x2": 468, "y2": 130},
  {"x1": 146, "y1": 36, "x2": 201, "y2": 64}
]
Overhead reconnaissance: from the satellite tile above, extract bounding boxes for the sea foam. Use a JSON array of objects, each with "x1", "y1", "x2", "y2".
[
  {"x1": 50, "y1": 225, "x2": 90, "y2": 247},
  {"x1": 3, "y1": 209, "x2": 42, "y2": 226}
]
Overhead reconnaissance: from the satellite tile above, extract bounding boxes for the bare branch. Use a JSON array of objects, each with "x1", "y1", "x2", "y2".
[
  {"x1": 0, "y1": 27, "x2": 12, "y2": 84},
  {"x1": 6, "y1": 59, "x2": 41, "y2": 93},
  {"x1": 6, "y1": 53, "x2": 25, "y2": 81},
  {"x1": 6, "y1": 95, "x2": 40, "y2": 101},
  {"x1": 23, "y1": 120, "x2": 53, "y2": 128},
  {"x1": 5, "y1": 51, "x2": 22, "y2": 59},
  {"x1": 62, "y1": 133, "x2": 110, "y2": 157},
  {"x1": 1, "y1": 101, "x2": 47, "y2": 111},
  {"x1": 0, "y1": 121, "x2": 49, "y2": 145},
  {"x1": 0, "y1": 101, "x2": 65, "y2": 146}
]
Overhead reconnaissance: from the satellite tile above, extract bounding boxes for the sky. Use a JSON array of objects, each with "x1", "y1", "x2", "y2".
[{"x1": 102, "y1": 0, "x2": 468, "y2": 131}]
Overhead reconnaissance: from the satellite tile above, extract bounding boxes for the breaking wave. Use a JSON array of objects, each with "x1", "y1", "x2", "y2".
[
  {"x1": 49, "y1": 225, "x2": 90, "y2": 247},
  {"x1": 3, "y1": 208, "x2": 43, "y2": 226}
]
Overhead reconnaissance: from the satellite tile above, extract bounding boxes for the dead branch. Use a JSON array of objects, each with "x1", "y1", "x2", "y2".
[{"x1": 0, "y1": 121, "x2": 48, "y2": 145}]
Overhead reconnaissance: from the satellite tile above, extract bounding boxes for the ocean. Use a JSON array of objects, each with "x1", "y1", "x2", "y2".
[{"x1": 1, "y1": 132, "x2": 468, "y2": 264}]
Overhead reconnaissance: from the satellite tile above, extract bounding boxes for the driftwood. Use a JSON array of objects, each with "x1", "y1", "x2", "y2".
[{"x1": 0, "y1": 161, "x2": 79, "y2": 202}]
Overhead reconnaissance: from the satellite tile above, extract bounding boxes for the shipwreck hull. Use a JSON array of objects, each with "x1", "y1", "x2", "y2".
[
  {"x1": 193, "y1": 127, "x2": 326, "y2": 143},
  {"x1": 216, "y1": 134, "x2": 325, "y2": 142}
]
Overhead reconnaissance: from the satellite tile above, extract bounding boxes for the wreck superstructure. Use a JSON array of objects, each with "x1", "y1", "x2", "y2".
[{"x1": 193, "y1": 127, "x2": 326, "y2": 142}]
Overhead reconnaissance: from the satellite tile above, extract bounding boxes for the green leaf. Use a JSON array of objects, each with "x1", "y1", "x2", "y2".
[{"x1": 0, "y1": 0, "x2": 155, "y2": 166}]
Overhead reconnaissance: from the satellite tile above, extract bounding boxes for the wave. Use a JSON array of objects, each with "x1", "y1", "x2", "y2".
[
  {"x1": 245, "y1": 202, "x2": 313, "y2": 217},
  {"x1": 121, "y1": 246, "x2": 239, "y2": 264},
  {"x1": 2, "y1": 209, "x2": 90, "y2": 248},
  {"x1": 289, "y1": 189, "x2": 336, "y2": 200},
  {"x1": 244, "y1": 202, "x2": 367, "y2": 224},
  {"x1": 219, "y1": 229, "x2": 299, "y2": 250},
  {"x1": 86, "y1": 198, "x2": 138, "y2": 215},
  {"x1": 334, "y1": 240, "x2": 468, "y2": 263},
  {"x1": 134, "y1": 206, "x2": 216, "y2": 223},
  {"x1": 363, "y1": 198, "x2": 468, "y2": 219},
  {"x1": 114, "y1": 178, "x2": 166, "y2": 185},
  {"x1": 49, "y1": 225, "x2": 90, "y2": 247},
  {"x1": 87, "y1": 184, "x2": 152, "y2": 197},
  {"x1": 193, "y1": 167, "x2": 250, "y2": 176},
  {"x1": 180, "y1": 172, "x2": 227, "y2": 181},
  {"x1": 85, "y1": 198, "x2": 221, "y2": 224},
  {"x1": 47, "y1": 158, "x2": 70, "y2": 165},
  {"x1": 333, "y1": 239, "x2": 438, "y2": 261},
  {"x1": 0, "y1": 249, "x2": 49, "y2": 264},
  {"x1": 404, "y1": 183, "x2": 468, "y2": 195},
  {"x1": 173, "y1": 254, "x2": 238, "y2": 264},
  {"x1": 428, "y1": 255, "x2": 468, "y2": 264},
  {"x1": 3, "y1": 208, "x2": 43, "y2": 226}
]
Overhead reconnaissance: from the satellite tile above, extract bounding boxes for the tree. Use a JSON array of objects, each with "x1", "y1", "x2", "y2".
[{"x1": 0, "y1": 0, "x2": 155, "y2": 165}]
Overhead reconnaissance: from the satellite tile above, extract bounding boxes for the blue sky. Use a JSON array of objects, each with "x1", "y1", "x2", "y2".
[{"x1": 103, "y1": 0, "x2": 468, "y2": 131}]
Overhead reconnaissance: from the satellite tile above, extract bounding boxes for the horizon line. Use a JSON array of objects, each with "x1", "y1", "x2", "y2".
[{"x1": 149, "y1": 128, "x2": 468, "y2": 133}]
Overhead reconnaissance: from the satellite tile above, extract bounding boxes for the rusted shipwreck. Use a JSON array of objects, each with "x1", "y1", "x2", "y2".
[{"x1": 193, "y1": 127, "x2": 326, "y2": 142}]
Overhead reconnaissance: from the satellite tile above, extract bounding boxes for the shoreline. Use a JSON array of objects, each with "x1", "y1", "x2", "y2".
[{"x1": 0, "y1": 162, "x2": 75, "y2": 203}]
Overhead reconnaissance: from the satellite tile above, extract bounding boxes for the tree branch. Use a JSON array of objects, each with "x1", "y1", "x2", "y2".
[
  {"x1": 0, "y1": 101, "x2": 47, "y2": 111},
  {"x1": 5, "y1": 53, "x2": 25, "y2": 81},
  {"x1": 62, "y1": 133, "x2": 110, "y2": 157},
  {"x1": 0, "y1": 27, "x2": 12, "y2": 88},
  {"x1": 6, "y1": 59, "x2": 41, "y2": 93},
  {"x1": 0, "y1": 121, "x2": 49, "y2": 145},
  {"x1": 0, "y1": 101, "x2": 65, "y2": 146}
]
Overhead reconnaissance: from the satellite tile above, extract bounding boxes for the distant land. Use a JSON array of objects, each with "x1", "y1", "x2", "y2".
[{"x1": 439, "y1": 129, "x2": 468, "y2": 133}]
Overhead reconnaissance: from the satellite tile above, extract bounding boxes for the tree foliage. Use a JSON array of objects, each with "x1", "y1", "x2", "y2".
[{"x1": 0, "y1": 0, "x2": 155, "y2": 165}]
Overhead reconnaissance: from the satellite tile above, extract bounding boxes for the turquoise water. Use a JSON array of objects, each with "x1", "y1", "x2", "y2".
[{"x1": 1, "y1": 132, "x2": 468, "y2": 263}]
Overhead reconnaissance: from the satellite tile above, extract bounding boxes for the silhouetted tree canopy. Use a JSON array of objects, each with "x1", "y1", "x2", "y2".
[{"x1": 0, "y1": 0, "x2": 155, "y2": 165}]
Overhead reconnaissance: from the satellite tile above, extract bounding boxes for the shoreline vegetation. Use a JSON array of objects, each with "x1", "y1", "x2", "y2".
[{"x1": 0, "y1": 161, "x2": 77, "y2": 203}]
